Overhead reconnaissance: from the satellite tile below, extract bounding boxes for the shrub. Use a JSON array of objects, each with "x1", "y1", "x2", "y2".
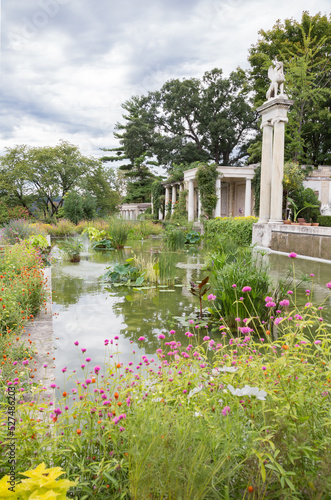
[
  {"x1": 289, "y1": 187, "x2": 320, "y2": 222},
  {"x1": 204, "y1": 216, "x2": 258, "y2": 249},
  {"x1": 108, "y1": 218, "x2": 131, "y2": 248},
  {"x1": 0, "y1": 219, "x2": 36, "y2": 245},
  {"x1": 128, "y1": 220, "x2": 164, "y2": 239},
  {"x1": 63, "y1": 192, "x2": 85, "y2": 224},
  {"x1": 317, "y1": 215, "x2": 331, "y2": 227},
  {"x1": 76, "y1": 218, "x2": 110, "y2": 234},
  {"x1": 0, "y1": 202, "x2": 30, "y2": 224},
  {"x1": 48, "y1": 219, "x2": 76, "y2": 237}
]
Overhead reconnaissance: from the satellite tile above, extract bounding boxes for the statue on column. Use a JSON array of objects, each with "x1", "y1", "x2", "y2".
[{"x1": 266, "y1": 59, "x2": 285, "y2": 100}]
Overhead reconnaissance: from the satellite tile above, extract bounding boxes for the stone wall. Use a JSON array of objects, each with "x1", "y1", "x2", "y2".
[{"x1": 252, "y1": 223, "x2": 331, "y2": 260}]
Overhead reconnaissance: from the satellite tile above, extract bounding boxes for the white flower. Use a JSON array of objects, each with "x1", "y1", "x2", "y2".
[
  {"x1": 194, "y1": 411, "x2": 202, "y2": 417},
  {"x1": 212, "y1": 366, "x2": 238, "y2": 376},
  {"x1": 227, "y1": 384, "x2": 267, "y2": 401},
  {"x1": 188, "y1": 383, "x2": 204, "y2": 399}
]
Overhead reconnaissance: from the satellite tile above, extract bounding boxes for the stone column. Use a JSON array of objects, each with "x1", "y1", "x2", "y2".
[
  {"x1": 215, "y1": 178, "x2": 222, "y2": 218},
  {"x1": 165, "y1": 186, "x2": 170, "y2": 216},
  {"x1": 198, "y1": 191, "x2": 201, "y2": 219},
  {"x1": 159, "y1": 208, "x2": 163, "y2": 220},
  {"x1": 245, "y1": 178, "x2": 252, "y2": 217},
  {"x1": 179, "y1": 183, "x2": 184, "y2": 192},
  {"x1": 258, "y1": 123, "x2": 273, "y2": 223},
  {"x1": 151, "y1": 195, "x2": 153, "y2": 215},
  {"x1": 269, "y1": 118, "x2": 287, "y2": 223},
  {"x1": 257, "y1": 96, "x2": 292, "y2": 224},
  {"x1": 188, "y1": 179, "x2": 194, "y2": 222},
  {"x1": 229, "y1": 184, "x2": 234, "y2": 216},
  {"x1": 130, "y1": 210, "x2": 134, "y2": 220},
  {"x1": 171, "y1": 185, "x2": 177, "y2": 214}
]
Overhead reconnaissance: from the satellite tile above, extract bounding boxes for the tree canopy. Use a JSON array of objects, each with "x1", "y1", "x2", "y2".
[
  {"x1": 103, "y1": 68, "x2": 257, "y2": 174},
  {"x1": 0, "y1": 141, "x2": 120, "y2": 218}
]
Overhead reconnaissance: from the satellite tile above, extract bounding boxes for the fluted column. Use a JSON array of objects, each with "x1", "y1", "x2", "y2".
[
  {"x1": 165, "y1": 186, "x2": 170, "y2": 216},
  {"x1": 188, "y1": 179, "x2": 194, "y2": 222},
  {"x1": 245, "y1": 178, "x2": 252, "y2": 217}
]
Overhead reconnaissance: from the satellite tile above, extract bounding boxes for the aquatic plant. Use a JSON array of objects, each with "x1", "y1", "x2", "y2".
[
  {"x1": 58, "y1": 238, "x2": 84, "y2": 262},
  {"x1": 108, "y1": 217, "x2": 131, "y2": 249}
]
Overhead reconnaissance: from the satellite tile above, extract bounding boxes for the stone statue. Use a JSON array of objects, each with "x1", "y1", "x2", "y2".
[{"x1": 266, "y1": 59, "x2": 285, "y2": 100}]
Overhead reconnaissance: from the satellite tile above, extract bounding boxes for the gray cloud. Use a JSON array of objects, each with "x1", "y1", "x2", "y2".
[{"x1": 0, "y1": 0, "x2": 330, "y2": 157}]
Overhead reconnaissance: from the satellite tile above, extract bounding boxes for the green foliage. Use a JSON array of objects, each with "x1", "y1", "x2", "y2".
[
  {"x1": 108, "y1": 218, "x2": 131, "y2": 249},
  {"x1": 248, "y1": 12, "x2": 331, "y2": 165},
  {"x1": 251, "y1": 163, "x2": 261, "y2": 215},
  {"x1": 63, "y1": 192, "x2": 85, "y2": 225},
  {"x1": 164, "y1": 226, "x2": 186, "y2": 250},
  {"x1": 58, "y1": 238, "x2": 84, "y2": 262},
  {"x1": 92, "y1": 239, "x2": 114, "y2": 250},
  {"x1": 0, "y1": 202, "x2": 30, "y2": 225},
  {"x1": 209, "y1": 251, "x2": 271, "y2": 326},
  {"x1": 103, "y1": 259, "x2": 143, "y2": 285},
  {"x1": 185, "y1": 230, "x2": 201, "y2": 245},
  {"x1": 0, "y1": 462, "x2": 77, "y2": 499},
  {"x1": 127, "y1": 220, "x2": 164, "y2": 240},
  {"x1": 151, "y1": 179, "x2": 164, "y2": 218},
  {"x1": 107, "y1": 68, "x2": 257, "y2": 171},
  {"x1": 317, "y1": 215, "x2": 331, "y2": 227},
  {"x1": 0, "y1": 141, "x2": 106, "y2": 218},
  {"x1": 0, "y1": 219, "x2": 36, "y2": 245},
  {"x1": 82, "y1": 226, "x2": 108, "y2": 242},
  {"x1": 196, "y1": 162, "x2": 218, "y2": 219},
  {"x1": 288, "y1": 188, "x2": 320, "y2": 222},
  {"x1": 204, "y1": 216, "x2": 258, "y2": 249},
  {"x1": 47, "y1": 219, "x2": 77, "y2": 237},
  {"x1": 171, "y1": 190, "x2": 188, "y2": 222}
]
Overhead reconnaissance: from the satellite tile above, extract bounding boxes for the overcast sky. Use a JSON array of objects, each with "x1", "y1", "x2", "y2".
[{"x1": 0, "y1": 0, "x2": 329, "y2": 161}]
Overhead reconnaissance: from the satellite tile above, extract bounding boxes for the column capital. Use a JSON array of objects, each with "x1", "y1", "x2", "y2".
[{"x1": 271, "y1": 116, "x2": 288, "y2": 126}]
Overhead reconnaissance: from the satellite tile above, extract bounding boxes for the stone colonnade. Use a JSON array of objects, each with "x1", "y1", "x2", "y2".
[
  {"x1": 162, "y1": 166, "x2": 256, "y2": 221},
  {"x1": 257, "y1": 96, "x2": 293, "y2": 224},
  {"x1": 119, "y1": 203, "x2": 152, "y2": 220}
]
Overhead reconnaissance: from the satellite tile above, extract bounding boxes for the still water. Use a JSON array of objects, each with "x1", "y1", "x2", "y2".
[{"x1": 51, "y1": 240, "x2": 331, "y2": 389}]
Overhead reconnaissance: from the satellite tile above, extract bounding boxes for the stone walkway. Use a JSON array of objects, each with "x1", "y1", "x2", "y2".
[{"x1": 21, "y1": 267, "x2": 55, "y2": 405}]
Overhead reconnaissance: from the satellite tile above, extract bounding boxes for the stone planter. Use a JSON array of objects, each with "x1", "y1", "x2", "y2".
[{"x1": 283, "y1": 220, "x2": 291, "y2": 225}]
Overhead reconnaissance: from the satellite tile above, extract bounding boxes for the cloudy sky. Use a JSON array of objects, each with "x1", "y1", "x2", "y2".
[{"x1": 0, "y1": 0, "x2": 329, "y2": 161}]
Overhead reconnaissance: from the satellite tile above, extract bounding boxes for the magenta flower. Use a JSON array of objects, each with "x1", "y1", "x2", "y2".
[
  {"x1": 114, "y1": 336, "x2": 119, "y2": 340},
  {"x1": 289, "y1": 252, "x2": 297, "y2": 258},
  {"x1": 62, "y1": 367, "x2": 67, "y2": 373},
  {"x1": 138, "y1": 336, "x2": 145, "y2": 342},
  {"x1": 265, "y1": 296, "x2": 273, "y2": 302},
  {"x1": 242, "y1": 286, "x2": 252, "y2": 293},
  {"x1": 232, "y1": 284, "x2": 237, "y2": 288},
  {"x1": 287, "y1": 290, "x2": 293, "y2": 295},
  {"x1": 43, "y1": 364, "x2": 48, "y2": 368},
  {"x1": 222, "y1": 406, "x2": 231, "y2": 416},
  {"x1": 81, "y1": 364, "x2": 86, "y2": 369},
  {"x1": 54, "y1": 408, "x2": 62, "y2": 416},
  {"x1": 265, "y1": 301, "x2": 276, "y2": 308},
  {"x1": 207, "y1": 294, "x2": 217, "y2": 301},
  {"x1": 85, "y1": 379, "x2": 92, "y2": 384},
  {"x1": 81, "y1": 348, "x2": 86, "y2": 353},
  {"x1": 74, "y1": 341, "x2": 79, "y2": 346},
  {"x1": 314, "y1": 340, "x2": 321, "y2": 345},
  {"x1": 203, "y1": 336, "x2": 210, "y2": 341},
  {"x1": 22, "y1": 360, "x2": 29, "y2": 365},
  {"x1": 158, "y1": 334, "x2": 165, "y2": 339},
  {"x1": 85, "y1": 358, "x2": 91, "y2": 362},
  {"x1": 169, "y1": 330, "x2": 176, "y2": 335},
  {"x1": 50, "y1": 383, "x2": 57, "y2": 388},
  {"x1": 94, "y1": 365, "x2": 101, "y2": 374},
  {"x1": 326, "y1": 282, "x2": 331, "y2": 289},
  {"x1": 279, "y1": 299, "x2": 290, "y2": 307}
]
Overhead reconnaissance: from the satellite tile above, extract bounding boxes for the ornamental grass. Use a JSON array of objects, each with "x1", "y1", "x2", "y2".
[{"x1": 1, "y1": 276, "x2": 331, "y2": 499}]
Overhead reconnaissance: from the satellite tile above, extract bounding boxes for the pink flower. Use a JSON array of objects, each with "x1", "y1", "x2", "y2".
[
  {"x1": 50, "y1": 383, "x2": 57, "y2": 388},
  {"x1": 242, "y1": 286, "x2": 252, "y2": 293},
  {"x1": 326, "y1": 282, "x2": 331, "y2": 289},
  {"x1": 94, "y1": 365, "x2": 101, "y2": 374},
  {"x1": 203, "y1": 336, "x2": 210, "y2": 341},
  {"x1": 81, "y1": 348, "x2": 86, "y2": 353},
  {"x1": 169, "y1": 330, "x2": 176, "y2": 335},
  {"x1": 207, "y1": 294, "x2": 216, "y2": 301},
  {"x1": 279, "y1": 299, "x2": 290, "y2": 307},
  {"x1": 288, "y1": 252, "x2": 297, "y2": 258},
  {"x1": 222, "y1": 406, "x2": 230, "y2": 416},
  {"x1": 138, "y1": 336, "x2": 146, "y2": 341},
  {"x1": 74, "y1": 341, "x2": 79, "y2": 346},
  {"x1": 265, "y1": 301, "x2": 276, "y2": 308},
  {"x1": 232, "y1": 284, "x2": 237, "y2": 288},
  {"x1": 314, "y1": 340, "x2": 321, "y2": 345},
  {"x1": 158, "y1": 334, "x2": 165, "y2": 339}
]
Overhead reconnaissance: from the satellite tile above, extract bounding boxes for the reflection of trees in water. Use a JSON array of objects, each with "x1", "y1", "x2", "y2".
[
  {"x1": 52, "y1": 274, "x2": 102, "y2": 307},
  {"x1": 112, "y1": 288, "x2": 197, "y2": 353}
]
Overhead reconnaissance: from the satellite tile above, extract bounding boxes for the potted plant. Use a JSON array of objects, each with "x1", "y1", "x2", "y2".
[
  {"x1": 59, "y1": 238, "x2": 83, "y2": 262},
  {"x1": 287, "y1": 198, "x2": 320, "y2": 225}
]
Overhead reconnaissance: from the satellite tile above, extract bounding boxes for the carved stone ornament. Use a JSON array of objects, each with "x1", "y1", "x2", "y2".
[{"x1": 266, "y1": 59, "x2": 286, "y2": 100}]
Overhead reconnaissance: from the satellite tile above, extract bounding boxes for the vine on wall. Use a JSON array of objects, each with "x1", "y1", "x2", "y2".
[
  {"x1": 151, "y1": 180, "x2": 164, "y2": 219},
  {"x1": 195, "y1": 162, "x2": 219, "y2": 219}
]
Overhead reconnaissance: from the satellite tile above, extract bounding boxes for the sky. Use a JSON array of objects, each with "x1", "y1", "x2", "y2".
[{"x1": 0, "y1": 0, "x2": 330, "y2": 162}]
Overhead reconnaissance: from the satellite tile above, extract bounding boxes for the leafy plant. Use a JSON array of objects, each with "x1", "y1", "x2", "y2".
[
  {"x1": 108, "y1": 217, "x2": 131, "y2": 249},
  {"x1": 190, "y1": 276, "x2": 211, "y2": 319},
  {"x1": 58, "y1": 238, "x2": 84, "y2": 262},
  {"x1": 204, "y1": 216, "x2": 258, "y2": 250},
  {"x1": 195, "y1": 162, "x2": 218, "y2": 219},
  {"x1": 0, "y1": 219, "x2": 36, "y2": 245},
  {"x1": 185, "y1": 230, "x2": 201, "y2": 245},
  {"x1": 288, "y1": 190, "x2": 320, "y2": 222},
  {"x1": 0, "y1": 462, "x2": 77, "y2": 499},
  {"x1": 103, "y1": 258, "x2": 144, "y2": 285}
]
